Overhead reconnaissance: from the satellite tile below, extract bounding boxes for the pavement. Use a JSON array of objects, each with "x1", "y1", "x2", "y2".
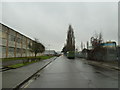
[
  {"x1": 2, "y1": 57, "x2": 57, "y2": 88},
  {"x1": 82, "y1": 59, "x2": 120, "y2": 71},
  {"x1": 25, "y1": 56, "x2": 118, "y2": 88}
]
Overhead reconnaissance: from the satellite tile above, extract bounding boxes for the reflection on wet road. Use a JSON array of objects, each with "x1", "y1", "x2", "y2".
[{"x1": 27, "y1": 56, "x2": 118, "y2": 88}]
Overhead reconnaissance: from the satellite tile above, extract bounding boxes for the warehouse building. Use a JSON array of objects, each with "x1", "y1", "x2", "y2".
[{"x1": 0, "y1": 23, "x2": 41, "y2": 58}]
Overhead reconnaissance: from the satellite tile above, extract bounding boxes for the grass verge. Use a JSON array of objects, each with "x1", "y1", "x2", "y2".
[
  {"x1": 1, "y1": 56, "x2": 54, "y2": 62},
  {"x1": 6, "y1": 56, "x2": 54, "y2": 68}
]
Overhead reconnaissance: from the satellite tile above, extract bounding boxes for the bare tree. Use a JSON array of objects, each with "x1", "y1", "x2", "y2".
[
  {"x1": 88, "y1": 32, "x2": 104, "y2": 60},
  {"x1": 29, "y1": 38, "x2": 45, "y2": 57},
  {"x1": 90, "y1": 32, "x2": 103, "y2": 49}
]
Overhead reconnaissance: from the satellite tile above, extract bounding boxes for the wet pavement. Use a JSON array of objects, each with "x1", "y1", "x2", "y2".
[
  {"x1": 26, "y1": 56, "x2": 118, "y2": 88},
  {"x1": 2, "y1": 57, "x2": 56, "y2": 88}
]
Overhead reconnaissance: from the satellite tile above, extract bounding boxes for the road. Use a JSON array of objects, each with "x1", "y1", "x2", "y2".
[
  {"x1": 2, "y1": 57, "x2": 56, "y2": 88},
  {"x1": 26, "y1": 56, "x2": 118, "y2": 88}
]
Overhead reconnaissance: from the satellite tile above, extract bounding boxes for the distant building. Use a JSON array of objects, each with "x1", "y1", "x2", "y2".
[
  {"x1": 0, "y1": 23, "x2": 42, "y2": 58},
  {"x1": 76, "y1": 49, "x2": 88, "y2": 58},
  {"x1": 43, "y1": 50, "x2": 56, "y2": 55},
  {"x1": 43, "y1": 50, "x2": 57, "y2": 55}
]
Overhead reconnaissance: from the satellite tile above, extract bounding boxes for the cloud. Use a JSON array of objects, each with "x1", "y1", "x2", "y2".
[{"x1": 2, "y1": 2, "x2": 118, "y2": 51}]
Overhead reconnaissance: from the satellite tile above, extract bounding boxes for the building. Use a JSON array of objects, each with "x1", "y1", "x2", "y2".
[
  {"x1": 85, "y1": 41, "x2": 118, "y2": 61},
  {"x1": 95, "y1": 41, "x2": 117, "y2": 61},
  {"x1": 0, "y1": 23, "x2": 41, "y2": 58},
  {"x1": 43, "y1": 50, "x2": 57, "y2": 56},
  {"x1": 101, "y1": 41, "x2": 117, "y2": 61}
]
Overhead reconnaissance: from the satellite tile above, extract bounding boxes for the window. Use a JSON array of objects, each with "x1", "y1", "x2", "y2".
[
  {"x1": 22, "y1": 37, "x2": 26, "y2": 45},
  {"x1": 9, "y1": 35, "x2": 16, "y2": 42},
  {"x1": 2, "y1": 26, "x2": 8, "y2": 39},
  {"x1": 2, "y1": 32, "x2": 7, "y2": 39},
  {"x1": 8, "y1": 47, "x2": 14, "y2": 52},
  {"x1": 16, "y1": 48, "x2": 22, "y2": 53},
  {"x1": 0, "y1": 46, "x2": 2, "y2": 53},
  {"x1": 2, "y1": 46, "x2": 6, "y2": 53},
  {"x1": 17, "y1": 37, "x2": 21, "y2": 43}
]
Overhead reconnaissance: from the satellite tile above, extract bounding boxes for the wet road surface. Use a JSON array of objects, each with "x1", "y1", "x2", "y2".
[
  {"x1": 2, "y1": 57, "x2": 56, "y2": 88},
  {"x1": 27, "y1": 56, "x2": 118, "y2": 88}
]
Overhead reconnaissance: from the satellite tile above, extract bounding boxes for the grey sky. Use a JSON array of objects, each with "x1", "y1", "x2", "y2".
[{"x1": 2, "y1": 2, "x2": 118, "y2": 51}]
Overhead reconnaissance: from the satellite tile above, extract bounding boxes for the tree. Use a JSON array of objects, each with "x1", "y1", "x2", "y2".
[
  {"x1": 62, "y1": 25, "x2": 75, "y2": 54},
  {"x1": 90, "y1": 32, "x2": 103, "y2": 49},
  {"x1": 29, "y1": 38, "x2": 45, "y2": 57},
  {"x1": 61, "y1": 44, "x2": 67, "y2": 54},
  {"x1": 89, "y1": 32, "x2": 104, "y2": 60}
]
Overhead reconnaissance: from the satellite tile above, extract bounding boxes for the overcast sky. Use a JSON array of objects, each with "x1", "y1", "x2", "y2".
[{"x1": 2, "y1": 2, "x2": 118, "y2": 51}]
